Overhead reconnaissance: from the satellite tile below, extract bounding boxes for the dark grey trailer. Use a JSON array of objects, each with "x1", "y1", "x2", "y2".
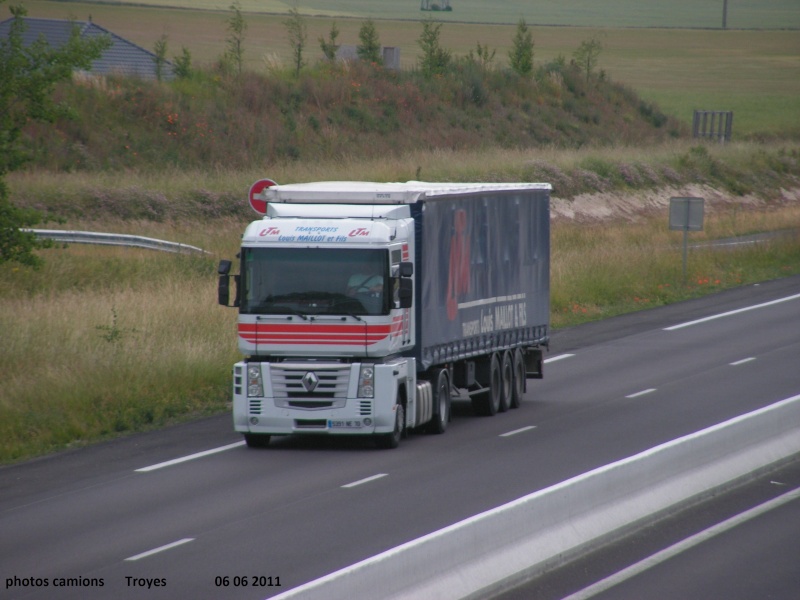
[
  {"x1": 404, "y1": 186, "x2": 550, "y2": 416},
  {"x1": 410, "y1": 187, "x2": 550, "y2": 371}
]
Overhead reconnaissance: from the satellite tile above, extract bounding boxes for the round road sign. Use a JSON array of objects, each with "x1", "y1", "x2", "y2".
[{"x1": 248, "y1": 178, "x2": 278, "y2": 215}]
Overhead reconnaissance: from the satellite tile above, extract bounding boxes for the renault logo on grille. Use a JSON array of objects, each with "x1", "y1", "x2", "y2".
[{"x1": 302, "y1": 371, "x2": 319, "y2": 393}]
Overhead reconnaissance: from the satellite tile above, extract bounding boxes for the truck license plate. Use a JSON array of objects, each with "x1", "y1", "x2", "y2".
[{"x1": 328, "y1": 419, "x2": 362, "y2": 429}]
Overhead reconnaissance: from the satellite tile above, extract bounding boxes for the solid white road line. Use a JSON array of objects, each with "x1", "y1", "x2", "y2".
[
  {"x1": 342, "y1": 473, "x2": 388, "y2": 489},
  {"x1": 125, "y1": 538, "x2": 195, "y2": 562},
  {"x1": 135, "y1": 441, "x2": 246, "y2": 473},
  {"x1": 560, "y1": 487, "x2": 800, "y2": 600},
  {"x1": 730, "y1": 357, "x2": 757, "y2": 366},
  {"x1": 664, "y1": 293, "x2": 800, "y2": 331},
  {"x1": 625, "y1": 388, "x2": 656, "y2": 399},
  {"x1": 500, "y1": 426, "x2": 537, "y2": 437}
]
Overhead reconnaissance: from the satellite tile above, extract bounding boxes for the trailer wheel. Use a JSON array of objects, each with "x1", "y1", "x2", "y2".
[
  {"x1": 510, "y1": 348, "x2": 526, "y2": 409},
  {"x1": 499, "y1": 351, "x2": 514, "y2": 413},
  {"x1": 244, "y1": 433, "x2": 271, "y2": 448},
  {"x1": 426, "y1": 368, "x2": 451, "y2": 434},
  {"x1": 472, "y1": 353, "x2": 501, "y2": 416},
  {"x1": 377, "y1": 403, "x2": 404, "y2": 449}
]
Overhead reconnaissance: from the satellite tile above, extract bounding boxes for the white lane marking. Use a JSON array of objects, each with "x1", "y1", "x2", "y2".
[
  {"x1": 125, "y1": 538, "x2": 195, "y2": 562},
  {"x1": 560, "y1": 487, "x2": 800, "y2": 600},
  {"x1": 664, "y1": 293, "x2": 800, "y2": 331},
  {"x1": 342, "y1": 473, "x2": 388, "y2": 489},
  {"x1": 730, "y1": 357, "x2": 756, "y2": 366},
  {"x1": 625, "y1": 388, "x2": 656, "y2": 399},
  {"x1": 500, "y1": 426, "x2": 537, "y2": 437},
  {"x1": 135, "y1": 441, "x2": 246, "y2": 473},
  {"x1": 544, "y1": 353, "x2": 575, "y2": 364}
]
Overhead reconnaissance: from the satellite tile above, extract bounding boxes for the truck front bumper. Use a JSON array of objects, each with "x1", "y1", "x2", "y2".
[{"x1": 234, "y1": 403, "x2": 390, "y2": 436}]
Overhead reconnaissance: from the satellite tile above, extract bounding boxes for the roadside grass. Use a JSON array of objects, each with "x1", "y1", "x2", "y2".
[
  {"x1": 551, "y1": 207, "x2": 800, "y2": 327},
  {"x1": 2, "y1": 200, "x2": 800, "y2": 463},
  {"x1": 0, "y1": 252, "x2": 238, "y2": 462},
  {"x1": 9, "y1": 140, "x2": 799, "y2": 212}
]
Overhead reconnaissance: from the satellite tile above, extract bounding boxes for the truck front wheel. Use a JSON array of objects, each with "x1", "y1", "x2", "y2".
[
  {"x1": 244, "y1": 433, "x2": 271, "y2": 448},
  {"x1": 377, "y1": 403, "x2": 405, "y2": 449}
]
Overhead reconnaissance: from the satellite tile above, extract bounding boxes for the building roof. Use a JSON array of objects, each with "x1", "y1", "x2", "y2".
[{"x1": 0, "y1": 16, "x2": 173, "y2": 80}]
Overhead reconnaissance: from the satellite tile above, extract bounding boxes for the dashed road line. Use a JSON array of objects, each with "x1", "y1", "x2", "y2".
[
  {"x1": 135, "y1": 441, "x2": 246, "y2": 473},
  {"x1": 342, "y1": 474, "x2": 388, "y2": 489},
  {"x1": 730, "y1": 357, "x2": 756, "y2": 366},
  {"x1": 125, "y1": 538, "x2": 195, "y2": 562},
  {"x1": 626, "y1": 388, "x2": 657, "y2": 399},
  {"x1": 500, "y1": 426, "x2": 537, "y2": 437},
  {"x1": 544, "y1": 353, "x2": 575, "y2": 364}
]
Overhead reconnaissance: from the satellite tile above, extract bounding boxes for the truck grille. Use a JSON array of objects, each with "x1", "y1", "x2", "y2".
[{"x1": 271, "y1": 363, "x2": 351, "y2": 410}]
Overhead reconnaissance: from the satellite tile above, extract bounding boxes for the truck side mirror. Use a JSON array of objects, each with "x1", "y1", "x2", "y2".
[
  {"x1": 218, "y1": 275, "x2": 230, "y2": 306},
  {"x1": 398, "y1": 278, "x2": 413, "y2": 309},
  {"x1": 218, "y1": 260, "x2": 232, "y2": 307},
  {"x1": 399, "y1": 261, "x2": 414, "y2": 278}
]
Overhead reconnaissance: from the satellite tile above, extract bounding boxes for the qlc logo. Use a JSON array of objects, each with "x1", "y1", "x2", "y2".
[{"x1": 446, "y1": 209, "x2": 470, "y2": 320}]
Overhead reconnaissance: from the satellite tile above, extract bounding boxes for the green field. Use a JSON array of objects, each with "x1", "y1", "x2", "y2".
[
  {"x1": 20, "y1": 1, "x2": 800, "y2": 136},
  {"x1": 21, "y1": 0, "x2": 800, "y2": 28}
]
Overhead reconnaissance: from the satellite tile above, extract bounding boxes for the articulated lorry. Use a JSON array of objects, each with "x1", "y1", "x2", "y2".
[{"x1": 218, "y1": 180, "x2": 550, "y2": 448}]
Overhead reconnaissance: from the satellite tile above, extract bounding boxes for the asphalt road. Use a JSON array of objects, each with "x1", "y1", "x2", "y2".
[
  {"x1": 2, "y1": 274, "x2": 799, "y2": 600},
  {"x1": 496, "y1": 457, "x2": 800, "y2": 600}
]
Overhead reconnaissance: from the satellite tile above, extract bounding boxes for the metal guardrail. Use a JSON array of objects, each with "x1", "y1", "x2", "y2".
[{"x1": 25, "y1": 229, "x2": 209, "y2": 255}]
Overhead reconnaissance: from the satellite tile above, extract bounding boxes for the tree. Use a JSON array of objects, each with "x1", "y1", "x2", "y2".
[
  {"x1": 225, "y1": 0, "x2": 246, "y2": 76},
  {"x1": 508, "y1": 18, "x2": 533, "y2": 78},
  {"x1": 319, "y1": 22, "x2": 339, "y2": 62},
  {"x1": 467, "y1": 41, "x2": 496, "y2": 72},
  {"x1": 417, "y1": 19, "x2": 450, "y2": 78},
  {"x1": 573, "y1": 37, "x2": 603, "y2": 82},
  {"x1": 153, "y1": 34, "x2": 168, "y2": 82},
  {"x1": 284, "y1": 7, "x2": 307, "y2": 77},
  {"x1": 0, "y1": 3, "x2": 110, "y2": 268},
  {"x1": 356, "y1": 19, "x2": 382, "y2": 65},
  {"x1": 173, "y1": 46, "x2": 193, "y2": 79}
]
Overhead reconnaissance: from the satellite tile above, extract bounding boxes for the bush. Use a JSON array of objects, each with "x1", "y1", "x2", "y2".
[{"x1": 15, "y1": 58, "x2": 687, "y2": 173}]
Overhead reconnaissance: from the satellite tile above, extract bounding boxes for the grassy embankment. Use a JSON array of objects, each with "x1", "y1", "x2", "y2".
[
  {"x1": 1, "y1": 4, "x2": 799, "y2": 463},
  {"x1": 3, "y1": 143, "x2": 799, "y2": 464}
]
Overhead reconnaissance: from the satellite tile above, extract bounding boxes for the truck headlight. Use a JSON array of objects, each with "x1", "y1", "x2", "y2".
[
  {"x1": 358, "y1": 365, "x2": 375, "y2": 398},
  {"x1": 247, "y1": 364, "x2": 264, "y2": 397}
]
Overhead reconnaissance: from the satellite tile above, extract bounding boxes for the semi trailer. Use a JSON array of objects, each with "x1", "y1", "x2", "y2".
[{"x1": 218, "y1": 179, "x2": 550, "y2": 448}]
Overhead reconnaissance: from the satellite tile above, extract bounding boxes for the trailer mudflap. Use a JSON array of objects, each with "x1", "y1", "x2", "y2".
[{"x1": 525, "y1": 348, "x2": 544, "y2": 379}]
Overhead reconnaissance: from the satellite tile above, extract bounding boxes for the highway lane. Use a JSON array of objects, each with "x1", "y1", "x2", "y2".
[
  {"x1": 579, "y1": 485, "x2": 800, "y2": 600},
  {"x1": 496, "y1": 457, "x2": 800, "y2": 600},
  {"x1": 2, "y1": 275, "x2": 799, "y2": 600}
]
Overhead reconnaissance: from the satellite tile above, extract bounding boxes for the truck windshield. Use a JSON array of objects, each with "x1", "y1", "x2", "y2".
[{"x1": 240, "y1": 247, "x2": 389, "y2": 317}]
